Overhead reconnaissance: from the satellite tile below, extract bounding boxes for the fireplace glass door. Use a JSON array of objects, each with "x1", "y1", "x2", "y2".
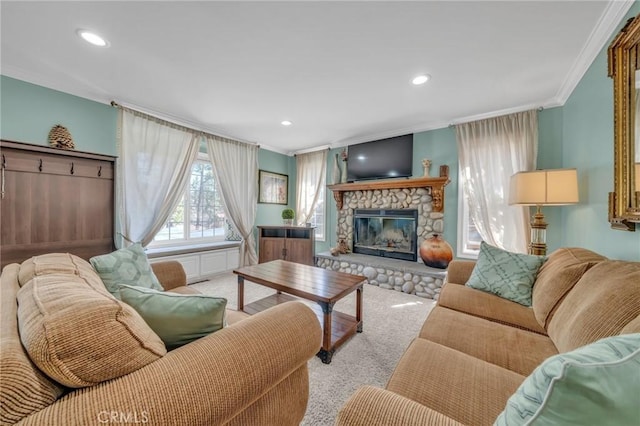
[{"x1": 353, "y1": 209, "x2": 418, "y2": 261}]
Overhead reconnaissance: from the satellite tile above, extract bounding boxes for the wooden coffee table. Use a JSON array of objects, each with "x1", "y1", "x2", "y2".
[{"x1": 233, "y1": 259, "x2": 365, "y2": 364}]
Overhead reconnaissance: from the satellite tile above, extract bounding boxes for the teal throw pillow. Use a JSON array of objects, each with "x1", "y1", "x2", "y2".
[
  {"x1": 118, "y1": 284, "x2": 227, "y2": 350},
  {"x1": 466, "y1": 241, "x2": 545, "y2": 306},
  {"x1": 90, "y1": 243, "x2": 163, "y2": 298},
  {"x1": 495, "y1": 333, "x2": 640, "y2": 426}
]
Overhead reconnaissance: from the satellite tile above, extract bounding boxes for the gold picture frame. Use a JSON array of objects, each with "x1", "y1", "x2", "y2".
[{"x1": 258, "y1": 170, "x2": 288, "y2": 205}]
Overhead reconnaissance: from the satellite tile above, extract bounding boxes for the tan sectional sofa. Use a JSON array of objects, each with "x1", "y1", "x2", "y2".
[
  {"x1": 336, "y1": 247, "x2": 640, "y2": 425},
  {"x1": 1, "y1": 254, "x2": 321, "y2": 426}
]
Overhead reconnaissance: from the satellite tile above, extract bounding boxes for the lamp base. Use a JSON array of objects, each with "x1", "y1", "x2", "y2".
[{"x1": 529, "y1": 206, "x2": 547, "y2": 256}]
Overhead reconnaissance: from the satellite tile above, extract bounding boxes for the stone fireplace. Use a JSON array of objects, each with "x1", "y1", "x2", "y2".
[{"x1": 317, "y1": 175, "x2": 450, "y2": 300}]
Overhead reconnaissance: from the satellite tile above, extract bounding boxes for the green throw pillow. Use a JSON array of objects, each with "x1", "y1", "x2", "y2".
[
  {"x1": 466, "y1": 241, "x2": 545, "y2": 306},
  {"x1": 495, "y1": 333, "x2": 640, "y2": 426},
  {"x1": 118, "y1": 284, "x2": 227, "y2": 350},
  {"x1": 90, "y1": 243, "x2": 163, "y2": 298}
]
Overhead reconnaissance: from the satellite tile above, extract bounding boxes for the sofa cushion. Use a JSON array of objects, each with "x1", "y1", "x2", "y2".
[
  {"x1": 548, "y1": 260, "x2": 640, "y2": 353},
  {"x1": 495, "y1": 333, "x2": 640, "y2": 426},
  {"x1": 438, "y1": 283, "x2": 546, "y2": 334},
  {"x1": 90, "y1": 243, "x2": 163, "y2": 298},
  {"x1": 119, "y1": 284, "x2": 227, "y2": 350},
  {"x1": 387, "y1": 338, "x2": 525, "y2": 426},
  {"x1": 1, "y1": 264, "x2": 65, "y2": 425},
  {"x1": 17, "y1": 266, "x2": 166, "y2": 388},
  {"x1": 532, "y1": 247, "x2": 606, "y2": 329},
  {"x1": 19, "y1": 253, "x2": 106, "y2": 291},
  {"x1": 466, "y1": 242, "x2": 545, "y2": 307},
  {"x1": 419, "y1": 306, "x2": 557, "y2": 376}
]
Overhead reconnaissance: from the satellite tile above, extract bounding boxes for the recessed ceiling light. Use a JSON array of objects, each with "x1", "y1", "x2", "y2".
[
  {"x1": 77, "y1": 29, "x2": 109, "y2": 47},
  {"x1": 281, "y1": 120, "x2": 292, "y2": 126},
  {"x1": 412, "y1": 74, "x2": 430, "y2": 85}
]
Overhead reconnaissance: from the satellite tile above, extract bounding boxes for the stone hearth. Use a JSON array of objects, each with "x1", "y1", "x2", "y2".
[{"x1": 316, "y1": 252, "x2": 446, "y2": 300}]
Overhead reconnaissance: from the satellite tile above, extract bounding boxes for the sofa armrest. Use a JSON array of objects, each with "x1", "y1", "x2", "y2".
[
  {"x1": 150, "y1": 261, "x2": 186, "y2": 291},
  {"x1": 446, "y1": 260, "x2": 477, "y2": 285},
  {"x1": 19, "y1": 301, "x2": 321, "y2": 426},
  {"x1": 335, "y1": 386, "x2": 465, "y2": 426}
]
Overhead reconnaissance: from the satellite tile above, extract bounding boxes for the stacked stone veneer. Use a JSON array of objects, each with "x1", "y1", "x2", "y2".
[
  {"x1": 336, "y1": 187, "x2": 444, "y2": 247},
  {"x1": 316, "y1": 254, "x2": 446, "y2": 300},
  {"x1": 319, "y1": 186, "x2": 447, "y2": 300}
]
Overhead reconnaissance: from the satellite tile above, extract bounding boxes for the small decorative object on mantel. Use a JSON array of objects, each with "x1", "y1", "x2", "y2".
[
  {"x1": 340, "y1": 148, "x2": 348, "y2": 183},
  {"x1": 422, "y1": 159, "x2": 432, "y2": 177},
  {"x1": 281, "y1": 208, "x2": 295, "y2": 226},
  {"x1": 332, "y1": 153, "x2": 341, "y2": 184},
  {"x1": 48, "y1": 125, "x2": 75, "y2": 150},
  {"x1": 419, "y1": 233, "x2": 453, "y2": 269}
]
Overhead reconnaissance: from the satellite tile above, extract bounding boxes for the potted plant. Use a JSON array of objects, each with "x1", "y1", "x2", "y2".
[{"x1": 281, "y1": 208, "x2": 295, "y2": 226}]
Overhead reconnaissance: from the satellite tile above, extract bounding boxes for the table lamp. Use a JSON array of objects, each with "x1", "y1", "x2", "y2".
[{"x1": 509, "y1": 168, "x2": 579, "y2": 256}]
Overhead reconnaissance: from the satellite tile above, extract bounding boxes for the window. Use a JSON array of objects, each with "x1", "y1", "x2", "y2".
[
  {"x1": 152, "y1": 153, "x2": 227, "y2": 245},
  {"x1": 457, "y1": 167, "x2": 481, "y2": 258},
  {"x1": 295, "y1": 150, "x2": 327, "y2": 242},
  {"x1": 310, "y1": 187, "x2": 325, "y2": 241}
]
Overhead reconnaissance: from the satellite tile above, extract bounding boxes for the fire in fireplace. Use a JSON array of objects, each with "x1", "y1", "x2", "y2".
[{"x1": 353, "y1": 209, "x2": 418, "y2": 261}]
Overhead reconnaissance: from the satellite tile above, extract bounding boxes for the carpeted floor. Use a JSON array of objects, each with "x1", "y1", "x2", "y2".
[{"x1": 192, "y1": 271, "x2": 435, "y2": 425}]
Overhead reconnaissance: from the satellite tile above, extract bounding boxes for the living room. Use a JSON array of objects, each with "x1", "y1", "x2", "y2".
[{"x1": 1, "y1": 2, "x2": 640, "y2": 425}]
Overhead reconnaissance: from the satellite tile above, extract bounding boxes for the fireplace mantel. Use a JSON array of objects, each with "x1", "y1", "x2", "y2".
[{"x1": 328, "y1": 176, "x2": 450, "y2": 212}]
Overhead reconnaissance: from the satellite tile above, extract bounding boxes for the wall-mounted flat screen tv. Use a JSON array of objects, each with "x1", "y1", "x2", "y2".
[{"x1": 346, "y1": 134, "x2": 413, "y2": 182}]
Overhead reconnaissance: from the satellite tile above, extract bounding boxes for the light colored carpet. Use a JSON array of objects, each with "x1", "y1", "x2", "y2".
[{"x1": 192, "y1": 271, "x2": 435, "y2": 425}]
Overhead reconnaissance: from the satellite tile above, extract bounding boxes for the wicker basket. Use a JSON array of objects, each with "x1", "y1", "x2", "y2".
[{"x1": 48, "y1": 125, "x2": 75, "y2": 150}]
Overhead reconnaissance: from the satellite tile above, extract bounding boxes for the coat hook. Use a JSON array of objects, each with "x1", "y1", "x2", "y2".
[
  {"x1": 70, "y1": 162, "x2": 74, "y2": 175},
  {"x1": 98, "y1": 166, "x2": 102, "y2": 177},
  {"x1": 39, "y1": 159, "x2": 43, "y2": 172}
]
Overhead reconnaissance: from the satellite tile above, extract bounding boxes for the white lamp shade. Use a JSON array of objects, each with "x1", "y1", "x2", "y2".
[{"x1": 509, "y1": 168, "x2": 579, "y2": 206}]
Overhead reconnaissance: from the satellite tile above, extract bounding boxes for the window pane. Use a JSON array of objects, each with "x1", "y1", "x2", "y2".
[
  {"x1": 154, "y1": 197, "x2": 185, "y2": 241},
  {"x1": 152, "y1": 157, "x2": 226, "y2": 245},
  {"x1": 312, "y1": 189, "x2": 325, "y2": 240}
]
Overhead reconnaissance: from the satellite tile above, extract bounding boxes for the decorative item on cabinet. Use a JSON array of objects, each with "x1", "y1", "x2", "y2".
[
  {"x1": 48, "y1": 124, "x2": 75, "y2": 150},
  {"x1": 281, "y1": 208, "x2": 295, "y2": 225}
]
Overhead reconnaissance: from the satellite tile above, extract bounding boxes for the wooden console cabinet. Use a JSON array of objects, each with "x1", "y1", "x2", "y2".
[{"x1": 258, "y1": 226, "x2": 315, "y2": 265}]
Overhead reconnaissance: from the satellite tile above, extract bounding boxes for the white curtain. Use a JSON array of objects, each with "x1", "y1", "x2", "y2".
[
  {"x1": 295, "y1": 150, "x2": 328, "y2": 226},
  {"x1": 205, "y1": 135, "x2": 259, "y2": 266},
  {"x1": 455, "y1": 110, "x2": 538, "y2": 253},
  {"x1": 116, "y1": 109, "x2": 199, "y2": 247}
]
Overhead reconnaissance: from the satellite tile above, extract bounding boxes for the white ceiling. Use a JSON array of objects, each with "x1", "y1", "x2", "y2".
[{"x1": 0, "y1": 1, "x2": 633, "y2": 154}]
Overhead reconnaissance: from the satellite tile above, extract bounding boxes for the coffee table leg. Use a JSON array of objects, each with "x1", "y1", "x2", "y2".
[
  {"x1": 237, "y1": 276, "x2": 245, "y2": 311},
  {"x1": 317, "y1": 301, "x2": 334, "y2": 364},
  {"x1": 356, "y1": 284, "x2": 363, "y2": 333}
]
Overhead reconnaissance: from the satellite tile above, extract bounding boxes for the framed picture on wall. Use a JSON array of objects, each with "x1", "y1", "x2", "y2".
[{"x1": 258, "y1": 170, "x2": 288, "y2": 205}]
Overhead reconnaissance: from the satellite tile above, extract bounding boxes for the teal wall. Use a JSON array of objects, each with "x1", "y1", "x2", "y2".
[
  {"x1": 412, "y1": 128, "x2": 459, "y2": 254},
  {"x1": 537, "y1": 107, "x2": 564, "y2": 252},
  {"x1": 557, "y1": 2, "x2": 640, "y2": 260},
  {"x1": 0, "y1": 76, "x2": 117, "y2": 156},
  {"x1": 256, "y1": 148, "x2": 294, "y2": 228}
]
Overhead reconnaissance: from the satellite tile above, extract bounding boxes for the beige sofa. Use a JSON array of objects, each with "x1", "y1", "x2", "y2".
[
  {"x1": 1, "y1": 254, "x2": 321, "y2": 426},
  {"x1": 336, "y1": 247, "x2": 640, "y2": 425}
]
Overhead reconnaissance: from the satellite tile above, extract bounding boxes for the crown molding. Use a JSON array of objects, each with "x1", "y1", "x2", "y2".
[{"x1": 554, "y1": 0, "x2": 635, "y2": 103}]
